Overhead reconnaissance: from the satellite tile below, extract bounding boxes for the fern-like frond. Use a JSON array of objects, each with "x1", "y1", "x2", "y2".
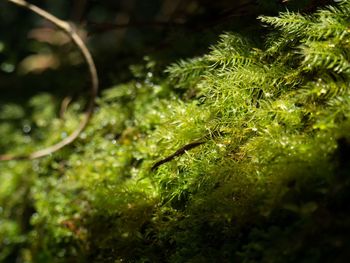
[
  {"x1": 295, "y1": 76, "x2": 350, "y2": 104},
  {"x1": 264, "y1": 32, "x2": 297, "y2": 55},
  {"x1": 309, "y1": 11, "x2": 349, "y2": 41},
  {"x1": 300, "y1": 39, "x2": 350, "y2": 73},
  {"x1": 206, "y1": 33, "x2": 254, "y2": 69},
  {"x1": 166, "y1": 57, "x2": 209, "y2": 88},
  {"x1": 259, "y1": 11, "x2": 312, "y2": 38},
  {"x1": 299, "y1": 1, "x2": 350, "y2": 42}
]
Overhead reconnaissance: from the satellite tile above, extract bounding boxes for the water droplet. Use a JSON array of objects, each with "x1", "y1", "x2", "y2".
[
  {"x1": 320, "y1": 88, "x2": 327, "y2": 94},
  {"x1": 23, "y1": 124, "x2": 31, "y2": 133}
]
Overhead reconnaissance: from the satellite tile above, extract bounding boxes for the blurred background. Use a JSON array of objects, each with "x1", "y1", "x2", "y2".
[{"x1": 0, "y1": 0, "x2": 331, "y2": 101}]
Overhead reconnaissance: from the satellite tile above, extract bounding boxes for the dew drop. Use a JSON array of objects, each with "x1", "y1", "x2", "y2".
[{"x1": 23, "y1": 124, "x2": 31, "y2": 134}]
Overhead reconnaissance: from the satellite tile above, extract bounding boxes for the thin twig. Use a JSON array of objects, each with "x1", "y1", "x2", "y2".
[
  {"x1": 151, "y1": 129, "x2": 227, "y2": 171},
  {"x1": 151, "y1": 141, "x2": 205, "y2": 171},
  {"x1": 0, "y1": 0, "x2": 98, "y2": 161}
]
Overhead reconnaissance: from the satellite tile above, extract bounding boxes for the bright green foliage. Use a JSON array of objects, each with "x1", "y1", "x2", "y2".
[{"x1": 1, "y1": 1, "x2": 350, "y2": 262}]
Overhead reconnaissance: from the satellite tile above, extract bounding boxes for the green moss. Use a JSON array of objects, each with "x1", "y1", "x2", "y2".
[{"x1": 1, "y1": 1, "x2": 350, "y2": 262}]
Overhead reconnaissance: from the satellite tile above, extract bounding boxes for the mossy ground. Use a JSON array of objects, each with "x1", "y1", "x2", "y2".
[{"x1": 1, "y1": 1, "x2": 350, "y2": 262}]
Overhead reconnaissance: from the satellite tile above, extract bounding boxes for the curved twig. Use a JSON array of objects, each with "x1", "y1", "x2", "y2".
[
  {"x1": 0, "y1": 0, "x2": 98, "y2": 161},
  {"x1": 59, "y1": 96, "x2": 73, "y2": 120}
]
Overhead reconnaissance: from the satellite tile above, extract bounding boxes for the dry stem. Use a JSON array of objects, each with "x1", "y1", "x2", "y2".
[{"x1": 0, "y1": 0, "x2": 98, "y2": 161}]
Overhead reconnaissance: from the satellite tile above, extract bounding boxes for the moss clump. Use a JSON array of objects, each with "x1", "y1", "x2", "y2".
[{"x1": 1, "y1": 1, "x2": 350, "y2": 262}]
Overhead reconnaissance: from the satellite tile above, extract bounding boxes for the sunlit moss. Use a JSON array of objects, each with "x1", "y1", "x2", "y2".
[{"x1": 1, "y1": 1, "x2": 350, "y2": 262}]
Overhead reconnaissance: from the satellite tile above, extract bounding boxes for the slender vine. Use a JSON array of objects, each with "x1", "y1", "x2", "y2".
[{"x1": 0, "y1": 0, "x2": 99, "y2": 161}]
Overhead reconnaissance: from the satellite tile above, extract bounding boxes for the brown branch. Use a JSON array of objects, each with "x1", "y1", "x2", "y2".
[
  {"x1": 151, "y1": 141, "x2": 205, "y2": 171},
  {"x1": 151, "y1": 129, "x2": 227, "y2": 171},
  {"x1": 0, "y1": 0, "x2": 98, "y2": 161}
]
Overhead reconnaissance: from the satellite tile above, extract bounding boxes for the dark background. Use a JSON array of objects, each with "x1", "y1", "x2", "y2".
[{"x1": 0, "y1": 0, "x2": 332, "y2": 102}]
